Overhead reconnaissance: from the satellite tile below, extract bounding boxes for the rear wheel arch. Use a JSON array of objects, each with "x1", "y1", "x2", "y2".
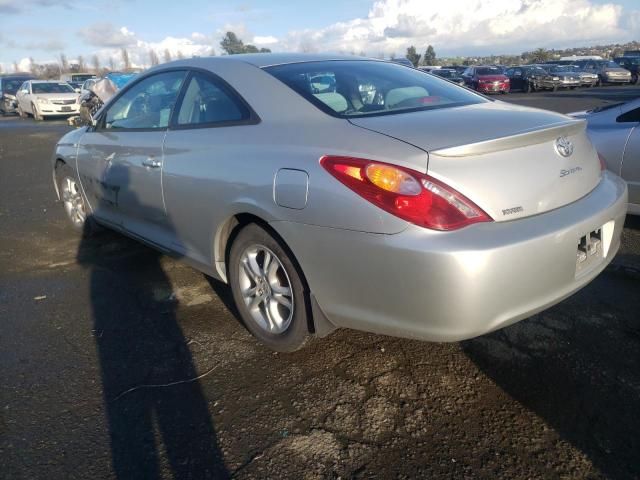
[{"x1": 216, "y1": 213, "x2": 318, "y2": 336}]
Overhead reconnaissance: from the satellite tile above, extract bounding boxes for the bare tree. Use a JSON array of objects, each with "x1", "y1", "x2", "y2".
[
  {"x1": 0, "y1": 64, "x2": 3, "y2": 74},
  {"x1": 92, "y1": 54, "x2": 100, "y2": 73},
  {"x1": 59, "y1": 53, "x2": 69, "y2": 73},
  {"x1": 121, "y1": 48, "x2": 131, "y2": 70},
  {"x1": 176, "y1": 50, "x2": 184, "y2": 59},
  {"x1": 29, "y1": 57, "x2": 39, "y2": 76},
  {"x1": 149, "y1": 50, "x2": 160, "y2": 66},
  {"x1": 163, "y1": 49, "x2": 172, "y2": 63},
  {"x1": 108, "y1": 57, "x2": 115, "y2": 71},
  {"x1": 209, "y1": 48, "x2": 216, "y2": 56},
  {"x1": 13, "y1": 61, "x2": 19, "y2": 73},
  {"x1": 77, "y1": 55, "x2": 85, "y2": 72}
]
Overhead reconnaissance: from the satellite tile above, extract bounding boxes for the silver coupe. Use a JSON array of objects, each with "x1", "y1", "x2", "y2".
[
  {"x1": 570, "y1": 99, "x2": 640, "y2": 215},
  {"x1": 52, "y1": 54, "x2": 628, "y2": 351}
]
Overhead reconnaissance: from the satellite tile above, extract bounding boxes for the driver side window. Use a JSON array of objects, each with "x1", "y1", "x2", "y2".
[{"x1": 103, "y1": 71, "x2": 186, "y2": 130}]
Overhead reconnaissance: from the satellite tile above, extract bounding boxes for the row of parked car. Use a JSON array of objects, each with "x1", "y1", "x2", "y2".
[
  {"x1": 0, "y1": 71, "x2": 141, "y2": 120},
  {"x1": 416, "y1": 56, "x2": 639, "y2": 94}
]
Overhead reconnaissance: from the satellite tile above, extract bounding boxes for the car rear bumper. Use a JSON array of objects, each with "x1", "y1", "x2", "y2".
[{"x1": 273, "y1": 171, "x2": 627, "y2": 342}]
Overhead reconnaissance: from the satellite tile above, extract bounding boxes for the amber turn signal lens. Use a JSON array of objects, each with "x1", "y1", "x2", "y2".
[{"x1": 365, "y1": 163, "x2": 421, "y2": 195}]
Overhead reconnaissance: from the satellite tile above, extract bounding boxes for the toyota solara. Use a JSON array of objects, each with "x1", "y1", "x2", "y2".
[{"x1": 52, "y1": 54, "x2": 627, "y2": 351}]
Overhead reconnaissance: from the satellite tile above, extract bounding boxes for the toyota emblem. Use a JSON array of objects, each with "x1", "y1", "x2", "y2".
[{"x1": 555, "y1": 136, "x2": 574, "y2": 157}]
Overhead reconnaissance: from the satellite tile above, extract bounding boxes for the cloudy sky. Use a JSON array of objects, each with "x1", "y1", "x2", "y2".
[{"x1": 1, "y1": 0, "x2": 639, "y2": 71}]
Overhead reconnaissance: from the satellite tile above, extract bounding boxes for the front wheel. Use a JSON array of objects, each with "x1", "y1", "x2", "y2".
[
  {"x1": 229, "y1": 224, "x2": 311, "y2": 352},
  {"x1": 32, "y1": 103, "x2": 43, "y2": 121},
  {"x1": 54, "y1": 162, "x2": 102, "y2": 237},
  {"x1": 17, "y1": 104, "x2": 26, "y2": 118}
]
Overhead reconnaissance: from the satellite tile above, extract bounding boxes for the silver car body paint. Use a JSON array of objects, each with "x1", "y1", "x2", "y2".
[
  {"x1": 52, "y1": 54, "x2": 628, "y2": 342},
  {"x1": 571, "y1": 99, "x2": 640, "y2": 214}
]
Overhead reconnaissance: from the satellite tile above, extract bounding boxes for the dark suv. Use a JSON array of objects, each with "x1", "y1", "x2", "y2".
[
  {"x1": 0, "y1": 74, "x2": 35, "y2": 115},
  {"x1": 614, "y1": 57, "x2": 640, "y2": 84}
]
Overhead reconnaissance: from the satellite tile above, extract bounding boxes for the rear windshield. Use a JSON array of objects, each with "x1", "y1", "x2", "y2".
[
  {"x1": 32, "y1": 83, "x2": 75, "y2": 94},
  {"x1": 476, "y1": 67, "x2": 502, "y2": 75},
  {"x1": 264, "y1": 60, "x2": 486, "y2": 118}
]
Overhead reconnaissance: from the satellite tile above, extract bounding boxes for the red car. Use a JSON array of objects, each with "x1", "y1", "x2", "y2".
[{"x1": 461, "y1": 66, "x2": 510, "y2": 94}]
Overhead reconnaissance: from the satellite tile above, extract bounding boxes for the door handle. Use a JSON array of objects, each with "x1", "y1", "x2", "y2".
[{"x1": 142, "y1": 157, "x2": 161, "y2": 169}]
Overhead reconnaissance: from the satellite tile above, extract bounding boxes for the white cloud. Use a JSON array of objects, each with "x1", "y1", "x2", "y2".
[
  {"x1": 6, "y1": 0, "x2": 639, "y2": 72},
  {"x1": 253, "y1": 35, "x2": 278, "y2": 45},
  {"x1": 78, "y1": 23, "x2": 137, "y2": 48},
  {"x1": 275, "y1": 0, "x2": 637, "y2": 56}
]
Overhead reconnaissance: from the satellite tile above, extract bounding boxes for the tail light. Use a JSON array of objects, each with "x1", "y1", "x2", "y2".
[{"x1": 320, "y1": 156, "x2": 492, "y2": 231}]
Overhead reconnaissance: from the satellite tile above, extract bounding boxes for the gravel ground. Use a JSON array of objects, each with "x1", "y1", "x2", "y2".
[{"x1": 1, "y1": 86, "x2": 639, "y2": 480}]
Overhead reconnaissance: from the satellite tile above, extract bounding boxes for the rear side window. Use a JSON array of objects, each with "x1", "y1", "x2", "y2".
[
  {"x1": 176, "y1": 72, "x2": 249, "y2": 126},
  {"x1": 264, "y1": 60, "x2": 486, "y2": 118}
]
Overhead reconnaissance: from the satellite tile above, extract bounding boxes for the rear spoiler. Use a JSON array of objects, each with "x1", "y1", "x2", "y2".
[{"x1": 430, "y1": 119, "x2": 586, "y2": 158}]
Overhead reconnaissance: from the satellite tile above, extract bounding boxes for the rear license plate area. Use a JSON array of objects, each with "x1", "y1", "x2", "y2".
[
  {"x1": 61, "y1": 106, "x2": 72, "y2": 112},
  {"x1": 575, "y1": 222, "x2": 614, "y2": 277}
]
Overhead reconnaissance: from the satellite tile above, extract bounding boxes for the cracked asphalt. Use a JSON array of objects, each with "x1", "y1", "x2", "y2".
[{"x1": 1, "y1": 86, "x2": 639, "y2": 480}]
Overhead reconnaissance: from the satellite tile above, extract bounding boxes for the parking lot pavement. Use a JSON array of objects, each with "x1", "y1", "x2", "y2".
[{"x1": 1, "y1": 87, "x2": 639, "y2": 480}]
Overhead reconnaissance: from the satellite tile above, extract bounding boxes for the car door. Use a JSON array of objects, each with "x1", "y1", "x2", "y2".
[
  {"x1": 76, "y1": 70, "x2": 187, "y2": 245},
  {"x1": 161, "y1": 70, "x2": 259, "y2": 269},
  {"x1": 619, "y1": 107, "x2": 640, "y2": 209}
]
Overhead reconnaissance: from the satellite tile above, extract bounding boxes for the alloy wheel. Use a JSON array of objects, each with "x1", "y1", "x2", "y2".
[
  {"x1": 238, "y1": 244, "x2": 294, "y2": 334},
  {"x1": 61, "y1": 176, "x2": 86, "y2": 226}
]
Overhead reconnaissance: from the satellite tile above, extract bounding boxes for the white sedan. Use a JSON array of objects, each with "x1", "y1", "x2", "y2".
[{"x1": 15, "y1": 80, "x2": 79, "y2": 121}]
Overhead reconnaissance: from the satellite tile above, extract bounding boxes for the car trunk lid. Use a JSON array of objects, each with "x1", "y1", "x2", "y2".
[{"x1": 348, "y1": 101, "x2": 602, "y2": 222}]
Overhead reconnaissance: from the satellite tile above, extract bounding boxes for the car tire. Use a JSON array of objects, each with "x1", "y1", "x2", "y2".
[
  {"x1": 32, "y1": 103, "x2": 43, "y2": 121},
  {"x1": 632, "y1": 74, "x2": 639, "y2": 85},
  {"x1": 552, "y1": 85, "x2": 558, "y2": 92},
  {"x1": 525, "y1": 82, "x2": 532, "y2": 93},
  {"x1": 229, "y1": 223, "x2": 311, "y2": 352},
  {"x1": 17, "y1": 104, "x2": 26, "y2": 118},
  {"x1": 55, "y1": 162, "x2": 100, "y2": 235}
]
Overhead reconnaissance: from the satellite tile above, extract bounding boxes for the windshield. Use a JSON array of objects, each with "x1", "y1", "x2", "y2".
[
  {"x1": 32, "y1": 83, "x2": 75, "y2": 94},
  {"x1": 433, "y1": 70, "x2": 456, "y2": 78},
  {"x1": 476, "y1": 67, "x2": 502, "y2": 75},
  {"x1": 602, "y1": 61, "x2": 621, "y2": 68},
  {"x1": 265, "y1": 60, "x2": 486, "y2": 118},
  {"x1": 2, "y1": 78, "x2": 31, "y2": 94},
  {"x1": 551, "y1": 65, "x2": 580, "y2": 73}
]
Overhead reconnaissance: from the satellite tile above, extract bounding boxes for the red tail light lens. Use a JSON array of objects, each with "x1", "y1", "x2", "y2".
[{"x1": 320, "y1": 156, "x2": 492, "y2": 231}]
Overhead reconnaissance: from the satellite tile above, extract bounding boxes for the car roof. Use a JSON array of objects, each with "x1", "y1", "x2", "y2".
[{"x1": 169, "y1": 53, "x2": 374, "y2": 69}]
